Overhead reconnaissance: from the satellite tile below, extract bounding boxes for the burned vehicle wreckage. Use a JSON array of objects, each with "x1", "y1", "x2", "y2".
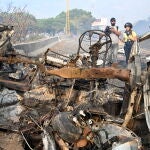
[{"x1": 0, "y1": 24, "x2": 150, "y2": 150}]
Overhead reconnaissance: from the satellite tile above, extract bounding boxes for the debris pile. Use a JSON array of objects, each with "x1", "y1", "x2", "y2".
[{"x1": 0, "y1": 26, "x2": 149, "y2": 149}]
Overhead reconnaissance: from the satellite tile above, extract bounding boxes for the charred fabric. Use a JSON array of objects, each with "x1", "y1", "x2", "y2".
[{"x1": 0, "y1": 25, "x2": 150, "y2": 150}]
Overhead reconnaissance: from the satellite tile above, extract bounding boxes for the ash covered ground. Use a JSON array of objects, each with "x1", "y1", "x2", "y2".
[{"x1": 0, "y1": 36, "x2": 149, "y2": 150}]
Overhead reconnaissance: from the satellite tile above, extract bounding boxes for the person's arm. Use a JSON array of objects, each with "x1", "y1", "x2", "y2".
[
  {"x1": 119, "y1": 32, "x2": 125, "y2": 43},
  {"x1": 111, "y1": 28, "x2": 121, "y2": 36}
]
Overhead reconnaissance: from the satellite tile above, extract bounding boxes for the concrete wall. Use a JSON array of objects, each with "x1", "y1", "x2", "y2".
[
  {"x1": 14, "y1": 36, "x2": 59, "y2": 54},
  {"x1": 140, "y1": 39, "x2": 150, "y2": 50}
]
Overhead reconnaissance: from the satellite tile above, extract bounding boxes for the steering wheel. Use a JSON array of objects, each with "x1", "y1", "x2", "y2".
[{"x1": 77, "y1": 30, "x2": 112, "y2": 67}]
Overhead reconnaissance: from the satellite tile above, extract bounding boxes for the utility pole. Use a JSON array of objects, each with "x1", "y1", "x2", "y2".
[{"x1": 65, "y1": 0, "x2": 70, "y2": 35}]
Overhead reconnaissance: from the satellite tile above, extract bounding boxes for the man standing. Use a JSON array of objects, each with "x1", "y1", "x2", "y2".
[{"x1": 105, "y1": 17, "x2": 121, "y2": 64}]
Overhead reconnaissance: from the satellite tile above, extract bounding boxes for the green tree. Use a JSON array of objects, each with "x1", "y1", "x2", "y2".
[{"x1": 36, "y1": 9, "x2": 95, "y2": 35}]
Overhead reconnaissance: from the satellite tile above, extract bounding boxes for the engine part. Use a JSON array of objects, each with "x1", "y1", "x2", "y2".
[{"x1": 51, "y1": 112, "x2": 82, "y2": 143}]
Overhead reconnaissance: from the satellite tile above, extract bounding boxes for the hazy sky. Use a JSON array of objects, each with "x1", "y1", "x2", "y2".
[{"x1": 0, "y1": 0, "x2": 150, "y2": 28}]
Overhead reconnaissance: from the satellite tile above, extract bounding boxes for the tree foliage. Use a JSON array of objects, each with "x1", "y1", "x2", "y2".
[
  {"x1": 0, "y1": 3, "x2": 37, "y2": 43},
  {"x1": 36, "y1": 9, "x2": 95, "y2": 35},
  {"x1": 0, "y1": 5, "x2": 95, "y2": 42}
]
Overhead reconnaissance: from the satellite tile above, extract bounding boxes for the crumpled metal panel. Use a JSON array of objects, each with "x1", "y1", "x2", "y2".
[
  {"x1": 97, "y1": 123, "x2": 142, "y2": 150},
  {"x1": 0, "y1": 88, "x2": 21, "y2": 105},
  {"x1": 52, "y1": 112, "x2": 82, "y2": 143},
  {"x1": 112, "y1": 140, "x2": 140, "y2": 150},
  {"x1": 143, "y1": 71, "x2": 150, "y2": 131}
]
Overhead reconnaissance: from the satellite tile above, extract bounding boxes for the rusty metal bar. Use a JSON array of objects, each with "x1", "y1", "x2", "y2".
[
  {"x1": 122, "y1": 88, "x2": 137, "y2": 127},
  {"x1": 46, "y1": 67, "x2": 130, "y2": 82},
  {"x1": 0, "y1": 78, "x2": 30, "y2": 91},
  {"x1": 54, "y1": 133, "x2": 69, "y2": 150},
  {"x1": 0, "y1": 56, "x2": 130, "y2": 82}
]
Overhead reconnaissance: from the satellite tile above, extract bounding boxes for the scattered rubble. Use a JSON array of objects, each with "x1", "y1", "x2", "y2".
[{"x1": 0, "y1": 26, "x2": 149, "y2": 149}]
